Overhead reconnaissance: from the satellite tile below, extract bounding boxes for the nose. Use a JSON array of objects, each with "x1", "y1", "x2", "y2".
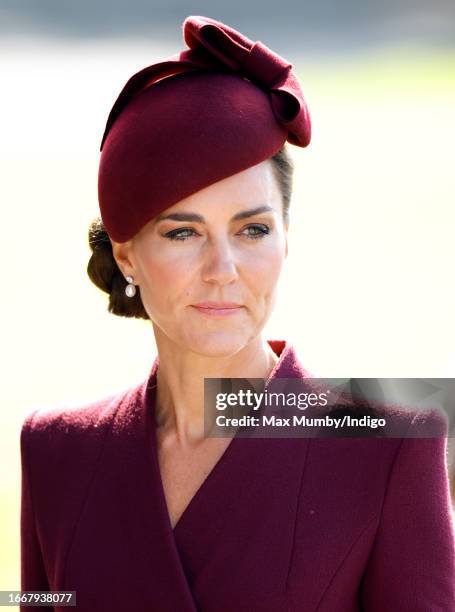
[{"x1": 201, "y1": 236, "x2": 239, "y2": 285}]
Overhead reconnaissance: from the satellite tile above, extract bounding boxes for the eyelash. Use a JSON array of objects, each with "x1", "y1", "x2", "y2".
[{"x1": 163, "y1": 224, "x2": 271, "y2": 242}]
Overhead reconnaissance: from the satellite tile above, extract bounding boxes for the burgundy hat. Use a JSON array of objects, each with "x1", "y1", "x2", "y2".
[{"x1": 98, "y1": 15, "x2": 312, "y2": 242}]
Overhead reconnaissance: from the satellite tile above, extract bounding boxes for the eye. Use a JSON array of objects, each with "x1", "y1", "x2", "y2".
[
  {"x1": 164, "y1": 227, "x2": 198, "y2": 241},
  {"x1": 241, "y1": 224, "x2": 270, "y2": 240},
  {"x1": 163, "y1": 224, "x2": 271, "y2": 242}
]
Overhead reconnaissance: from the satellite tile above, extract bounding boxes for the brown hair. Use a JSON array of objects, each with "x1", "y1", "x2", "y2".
[{"x1": 87, "y1": 144, "x2": 294, "y2": 319}]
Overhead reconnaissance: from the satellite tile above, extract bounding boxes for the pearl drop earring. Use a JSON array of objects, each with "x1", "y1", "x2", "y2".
[{"x1": 125, "y1": 275, "x2": 136, "y2": 298}]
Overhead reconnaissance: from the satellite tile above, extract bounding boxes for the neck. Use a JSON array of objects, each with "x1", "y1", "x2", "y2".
[{"x1": 153, "y1": 333, "x2": 280, "y2": 446}]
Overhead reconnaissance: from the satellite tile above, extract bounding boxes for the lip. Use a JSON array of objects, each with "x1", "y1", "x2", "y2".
[
  {"x1": 191, "y1": 302, "x2": 244, "y2": 317},
  {"x1": 193, "y1": 301, "x2": 243, "y2": 309}
]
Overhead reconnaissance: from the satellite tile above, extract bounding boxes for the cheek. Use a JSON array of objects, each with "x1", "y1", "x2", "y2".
[
  {"x1": 243, "y1": 239, "x2": 285, "y2": 294},
  {"x1": 139, "y1": 254, "x2": 171, "y2": 286},
  {"x1": 135, "y1": 249, "x2": 191, "y2": 312}
]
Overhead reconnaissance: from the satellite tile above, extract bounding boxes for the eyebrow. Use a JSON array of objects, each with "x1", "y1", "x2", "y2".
[{"x1": 154, "y1": 205, "x2": 276, "y2": 224}]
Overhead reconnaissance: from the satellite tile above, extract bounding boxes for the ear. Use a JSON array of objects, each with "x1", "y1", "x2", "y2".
[
  {"x1": 284, "y1": 224, "x2": 289, "y2": 258},
  {"x1": 110, "y1": 238, "x2": 136, "y2": 279}
]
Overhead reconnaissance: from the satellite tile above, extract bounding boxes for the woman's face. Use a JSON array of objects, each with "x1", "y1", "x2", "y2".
[{"x1": 112, "y1": 159, "x2": 289, "y2": 357}]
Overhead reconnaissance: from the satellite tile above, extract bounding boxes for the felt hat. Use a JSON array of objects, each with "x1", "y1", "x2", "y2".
[{"x1": 98, "y1": 15, "x2": 312, "y2": 242}]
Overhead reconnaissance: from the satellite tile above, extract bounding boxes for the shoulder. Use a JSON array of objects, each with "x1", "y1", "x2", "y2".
[
  {"x1": 321, "y1": 383, "x2": 449, "y2": 439},
  {"x1": 388, "y1": 407, "x2": 450, "y2": 475},
  {"x1": 21, "y1": 390, "x2": 118, "y2": 441},
  {"x1": 20, "y1": 379, "x2": 146, "y2": 460},
  {"x1": 305, "y1": 407, "x2": 450, "y2": 491},
  {"x1": 378, "y1": 404, "x2": 449, "y2": 438},
  {"x1": 19, "y1": 383, "x2": 145, "y2": 525}
]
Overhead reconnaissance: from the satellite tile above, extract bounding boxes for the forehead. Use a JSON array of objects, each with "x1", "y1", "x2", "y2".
[{"x1": 158, "y1": 159, "x2": 281, "y2": 220}]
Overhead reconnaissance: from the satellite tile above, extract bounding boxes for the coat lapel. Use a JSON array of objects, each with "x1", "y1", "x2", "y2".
[
  {"x1": 140, "y1": 337, "x2": 313, "y2": 611},
  {"x1": 168, "y1": 339, "x2": 313, "y2": 610}
]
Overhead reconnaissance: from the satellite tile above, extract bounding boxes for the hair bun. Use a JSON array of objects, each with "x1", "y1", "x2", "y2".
[
  {"x1": 86, "y1": 217, "x2": 149, "y2": 319},
  {"x1": 87, "y1": 218, "x2": 116, "y2": 294}
]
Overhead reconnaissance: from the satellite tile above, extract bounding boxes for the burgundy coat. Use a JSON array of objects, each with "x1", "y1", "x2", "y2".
[{"x1": 20, "y1": 339, "x2": 455, "y2": 611}]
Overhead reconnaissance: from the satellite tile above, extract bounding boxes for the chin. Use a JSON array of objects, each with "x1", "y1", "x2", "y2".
[{"x1": 184, "y1": 330, "x2": 250, "y2": 358}]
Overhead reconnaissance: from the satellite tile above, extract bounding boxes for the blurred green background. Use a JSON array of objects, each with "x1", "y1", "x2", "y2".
[{"x1": 1, "y1": 0, "x2": 454, "y2": 599}]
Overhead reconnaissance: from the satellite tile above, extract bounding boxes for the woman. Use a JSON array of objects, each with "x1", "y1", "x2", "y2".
[{"x1": 20, "y1": 15, "x2": 455, "y2": 611}]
